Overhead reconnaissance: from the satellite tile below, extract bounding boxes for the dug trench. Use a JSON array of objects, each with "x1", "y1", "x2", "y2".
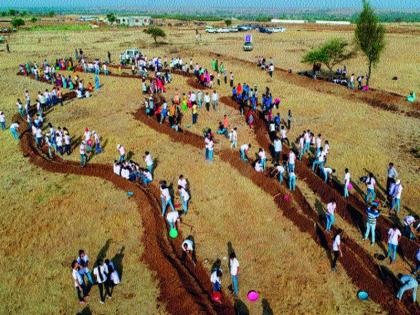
[
  {"x1": 133, "y1": 106, "x2": 418, "y2": 314},
  {"x1": 15, "y1": 115, "x2": 234, "y2": 315},
  {"x1": 220, "y1": 95, "x2": 419, "y2": 267}
]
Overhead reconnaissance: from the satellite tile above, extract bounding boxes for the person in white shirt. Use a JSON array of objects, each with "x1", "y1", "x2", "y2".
[
  {"x1": 178, "y1": 175, "x2": 188, "y2": 190},
  {"x1": 325, "y1": 199, "x2": 336, "y2": 232},
  {"x1": 56, "y1": 132, "x2": 63, "y2": 155},
  {"x1": 113, "y1": 161, "x2": 121, "y2": 176},
  {"x1": 178, "y1": 186, "x2": 190, "y2": 214},
  {"x1": 80, "y1": 141, "x2": 87, "y2": 167},
  {"x1": 258, "y1": 148, "x2": 267, "y2": 170},
  {"x1": 93, "y1": 259, "x2": 112, "y2": 304},
  {"x1": 160, "y1": 181, "x2": 175, "y2": 216},
  {"x1": 254, "y1": 160, "x2": 263, "y2": 173},
  {"x1": 312, "y1": 148, "x2": 325, "y2": 171},
  {"x1": 144, "y1": 151, "x2": 154, "y2": 173},
  {"x1": 402, "y1": 215, "x2": 417, "y2": 240},
  {"x1": 280, "y1": 126, "x2": 289, "y2": 145},
  {"x1": 365, "y1": 173, "x2": 376, "y2": 203},
  {"x1": 141, "y1": 169, "x2": 153, "y2": 184},
  {"x1": 121, "y1": 167, "x2": 130, "y2": 180},
  {"x1": 322, "y1": 167, "x2": 335, "y2": 183},
  {"x1": 229, "y1": 252, "x2": 240, "y2": 296},
  {"x1": 298, "y1": 134, "x2": 305, "y2": 160},
  {"x1": 117, "y1": 144, "x2": 126, "y2": 162},
  {"x1": 273, "y1": 136, "x2": 282, "y2": 163},
  {"x1": 315, "y1": 134, "x2": 322, "y2": 156},
  {"x1": 204, "y1": 92, "x2": 211, "y2": 111},
  {"x1": 240, "y1": 143, "x2": 251, "y2": 161},
  {"x1": 229, "y1": 127, "x2": 238, "y2": 149},
  {"x1": 288, "y1": 151, "x2": 296, "y2": 173},
  {"x1": 211, "y1": 90, "x2": 218, "y2": 111},
  {"x1": 182, "y1": 236, "x2": 197, "y2": 264},
  {"x1": 166, "y1": 209, "x2": 180, "y2": 229},
  {"x1": 206, "y1": 137, "x2": 214, "y2": 161},
  {"x1": 331, "y1": 229, "x2": 343, "y2": 272},
  {"x1": 71, "y1": 260, "x2": 87, "y2": 305},
  {"x1": 390, "y1": 179, "x2": 403, "y2": 214},
  {"x1": 0, "y1": 111, "x2": 6, "y2": 130},
  {"x1": 105, "y1": 259, "x2": 120, "y2": 288},
  {"x1": 271, "y1": 163, "x2": 285, "y2": 183},
  {"x1": 343, "y1": 168, "x2": 351, "y2": 198},
  {"x1": 387, "y1": 225, "x2": 402, "y2": 263}
]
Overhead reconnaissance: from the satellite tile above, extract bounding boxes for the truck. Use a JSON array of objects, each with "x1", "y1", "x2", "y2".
[{"x1": 120, "y1": 48, "x2": 141, "y2": 64}]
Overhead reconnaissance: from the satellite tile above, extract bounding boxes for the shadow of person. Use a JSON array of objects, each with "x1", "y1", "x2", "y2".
[
  {"x1": 262, "y1": 298, "x2": 274, "y2": 315},
  {"x1": 315, "y1": 224, "x2": 333, "y2": 267},
  {"x1": 126, "y1": 151, "x2": 134, "y2": 161},
  {"x1": 227, "y1": 241, "x2": 235, "y2": 258},
  {"x1": 95, "y1": 239, "x2": 112, "y2": 264},
  {"x1": 315, "y1": 199, "x2": 325, "y2": 226},
  {"x1": 211, "y1": 258, "x2": 222, "y2": 272},
  {"x1": 77, "y1": 305, "x2": 92, "y2": 315},
  {"x1": 112, "y1": 246, "x2": 125, "y2": 281},
  {"x1": 101, "y1": 138, "x2": 108, "y2": 151},
  {"x1": 234, "y1": 298, "x2": 250, "y2": 315}
]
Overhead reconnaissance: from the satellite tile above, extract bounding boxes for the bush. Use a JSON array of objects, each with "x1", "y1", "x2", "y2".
[{"x1": 11, "y1": 18, "x2": 25, "y2": 28}]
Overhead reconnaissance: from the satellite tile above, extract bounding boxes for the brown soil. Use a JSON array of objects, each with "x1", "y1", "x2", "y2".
[{"x1": 15, "y1": 115, "x2": 234, "y2": 315}]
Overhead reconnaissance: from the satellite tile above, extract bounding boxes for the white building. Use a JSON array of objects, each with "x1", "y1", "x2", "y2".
[
  {"x1": 79, "y1": 16, "x2": 99, "y2": 22},
  {"x1": 315, "y1": 20, "x2": 351, "y2": 25},
  {"x1": 116, "y1": 16, "x2": 151, "y2": 27},
  {"x1": 271, "y1": 19, "x2": 305, "y2": 24}
]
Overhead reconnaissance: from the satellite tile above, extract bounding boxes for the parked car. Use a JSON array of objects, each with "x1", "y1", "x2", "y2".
[
  {"x1": 120, "y1": 48, "x2": 141, "y2": 64},
  {"x1": 271, "y1": 27, "x2": 287, "y2": 33},
  {"x1": 243, "y1": 41, "x2": 253, "y2": 51},
  {"x1": 205, "y1": 27, "x2": 217, "y2": 33},
  {"x1": 258, "y1": 27, "x2": 273, "y2": 34}
]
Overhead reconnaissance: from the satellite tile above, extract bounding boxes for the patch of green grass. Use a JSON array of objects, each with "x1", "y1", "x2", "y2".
[{"x1": 24, "y1": 24, "x2": 92, "y2": 32}]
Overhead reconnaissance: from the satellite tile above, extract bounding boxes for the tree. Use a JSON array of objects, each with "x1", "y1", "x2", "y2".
[
  {"x1": 8, "y1": 9, "x2": 18, "y2": 16},
  {"x1": 30, "y1": 17, "x2": 38, "y2": 23},
  {"x1": 225, "y1": 19, "x2": 232, "y2": 27},
  {"x1": 143, "y1": 26, "x2": 166, "y2": 44},
  {"x1": 302, "y1": 38, "x2": 355, "y2": 75},
  {"x1": 106, "y1": 13, "x2": 116, "y2": 23},
  {"x1": 354, "y1": 0, "x2": 385, "y2": 86},
  {"x1": 47, "y1": 11, "x2": 55, "y2": 17},
  {"x1": 11, "y1": 18, "x2": 25, "y2": 28}
]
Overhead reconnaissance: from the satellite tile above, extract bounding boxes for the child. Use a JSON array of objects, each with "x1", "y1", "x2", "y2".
[
  {"x1": 93, "y1": 131, "x2": 102, "y2": 154},
  {"x1": 77, "y1": 249, "x2": 94, "y2": 284},
  {"x1": 271, "y1": 163, "x2": 285, "y2": 184},
  {"x1": 258, "y1": 148, "x2": 267, "y2": 170},
  {"x1": 144, "y1": 151, "x2": 154, "y2": 174},
  {"x1": 71, "y1": 260, "x2": 87, "y2": 305},
  {"x1": 117, "y1": 144, "x2": 126, "y2": 162},
  {"x1": 9, "y1": 121, "x2": 20, "y2": 140},
  {"x1": 288, "y1": 171, "x2": 296, "y2": 191},
  {"x1": 288, "y1": 151, "x2": 296, "y2": 173},
  {"x1": 178, "y1": 185, "x2": 190, "y2": 214},
  {"x1": 166, "y1": 210, "x2": 180, "y2": 230},
  {"x1": 331, "y1": 229, "x2": 343, "y2": 271},
  {"x1": 160, "y1": 181, "x2": 175, "y2": 216},
  {"x1": 240, "y1": 143, "x2": 251, "y2": 161},
  {"x1": 343, "y1": 168, "x2": 351, "y2": 198},
  {"x1": 322, "y1": 167, "x2": 336, "y2": 183},
  {"x1": 80, "y1": 141, "x2": 87, "y2": 167},
  {"x1": 229, "y1": 127, "x2": 238, "y2": 149},
  {"x1": 325, "y1": 199, "x2": 336, "y2": 232}
]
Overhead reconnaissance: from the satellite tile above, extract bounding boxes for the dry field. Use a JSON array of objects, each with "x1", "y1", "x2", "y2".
[{"x1": 0, "y1": 22, "x2": 418, "y2": 314}]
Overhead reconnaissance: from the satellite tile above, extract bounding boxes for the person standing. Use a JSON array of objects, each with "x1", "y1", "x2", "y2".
[
  {"x1": 273, "y1": 136, "x2": 282, "y2": 164},
  {"x1": 93, "y1": 259, "x2": 112, "y2": 304},
  {"x1": 160, "y1": 181, "x2": 175, "y2": 216},
  {"x1": 287, "y1": 110, "x2": 292, "y2": 130},
  {"x1": 117, "y1": 144, "x2": 125, "y2": 162},
  {"x1": 211, "y1": 90, "x2": 219, "y2": 111},
  {"x1": 192, "y1": 102, "x2": 198, "y2": 124},
  {"x1": 288, "y1": 150, "x2": 296, "y2": 173},
  {"x1": 204, "y1": 92, "x2": 210, "y2": 112},
  {"x1": 386, "y1": 162, "x2": 398, "y2": 196},
  {"x1": 107, "y1": 51, "x2": 111, "y2": 64},
  {"x1": 396, "y1": 274, "x2": 418, "y2": 303},
  {"x1": 343, "y1": 168, "x2": 351, "y2": 198},
  {"x1": 178, "y1": 185, "x2": 190, "y2": 214},
  {"x1": 71, "y1": 260, "x2": 87, "y2": 305},
  {"x1": 0, "y1": 112, "x2": 6, "y2": 130},
  {"x1": 93, "y1": 131, "x2": 102, "y2": 154},
  {"x1": 288, "y1": 170, "x2": 296, "y2": 191},
  {"x1": 390, "y1": 179, "x2": 403, "y2": 215},
  {"x1": 229, "y1": 72, "x2": 234, "y2": 87},
  {"x1": 363, "y1": 205, "x2": 380, "y2": 245},
  {"x1": 331, "y1": 229, "x2": 343, "y2": 272},
  {"x1": 229, "y1": 252, "x2": 240, "y2": 297},
  {"x1": 325, "y1": 199, "x2": 336, "y2": 232},
  {"x1": 365, "y1": 173, "x2": 376, "y2": 203},
  {"x1": 80, "y1": 141, "x2": 87, "y2": 167},
  {"x1": 387, "y1": 225, "x2": 402, "y2": 264},
  {"x1": 144, "y1": 151, "x2": 154, "y2": 174},
  {"x1": 229, "y1": 127, "x2": 238, "y2": 149}
]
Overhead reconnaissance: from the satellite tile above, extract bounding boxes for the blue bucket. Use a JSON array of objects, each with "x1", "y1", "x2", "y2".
[
  {"x1": 127, "y1": 191, "x2": 134, "y2": 197},
  {"x1": 357, "y1": 290, "x2": 369, "y2": 301}
]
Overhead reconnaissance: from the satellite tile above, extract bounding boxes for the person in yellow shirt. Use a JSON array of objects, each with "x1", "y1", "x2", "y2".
[{"x1": 192, "y1": 103, "x2": 198, "y2": 124}]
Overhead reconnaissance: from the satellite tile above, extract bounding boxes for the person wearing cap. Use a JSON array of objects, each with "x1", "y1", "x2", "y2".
[
  {"x1": 396, "y1": 274, "x2": 418, "y2": 303},
  {"x1": 390, "y1": 179, "x2": 403, "y2": 215},
  {"x1": 80, "y1": 141, "x2": 87, "y2": 167},
  {"x1": 181, "y1": 236, "x2": 197, "y2": 265},
  {"x1": 117, "y1": 144, "x2": 126, "y2": 162}
]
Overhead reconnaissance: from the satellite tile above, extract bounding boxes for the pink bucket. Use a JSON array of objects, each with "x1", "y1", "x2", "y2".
[{"x1": 247, "y1": 290, "x2": 259, "y2": 302}]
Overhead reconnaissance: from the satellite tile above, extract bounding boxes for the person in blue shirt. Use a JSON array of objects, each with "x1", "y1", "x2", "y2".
[
  {"x1": 274, "y1": 114, "x2": 281, "y2": 128},
  {"x1": 232, "y1": 86, "x2": 237, "y2": 100},
  {"x1": 363, "y1": 205, "x2": 380, "y2": 245},
  {"x1": 396, "y1": 274, "x2": 418, "y2": 303}
]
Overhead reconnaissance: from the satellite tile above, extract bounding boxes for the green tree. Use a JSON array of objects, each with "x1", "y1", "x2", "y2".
[
  {"x1": 302, "y1": 38, "x2": 355, "y2": 75},
  {"x1": 11, "y1": 17, "x2": 25, "y2": 28},
  {"x1": 47, "y1": 11, "x2": 55, "y2": 17},
  {"x1": 8, "y1": 9, "x2": 18, "y2": 16},
  {"x1": 354, "y1": 0, "x2": 386, "y2": 86},
  {"x1": 30, "y1": 16, "x2": 38, "y2": 23},
  {"x1": 106, "y1": 13, "x2": 116, "y2": 23},
  {"x1": 143, "y1": 26, "x2": 166, "y2": 44},
  {"x1": 225, "y1": 19, "x2": 232, "y2": 27}
]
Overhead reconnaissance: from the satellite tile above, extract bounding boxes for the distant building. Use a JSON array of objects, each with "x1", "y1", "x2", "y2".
[
  {"x1": 116, "y1": 16, "x2": 151, "y2": 27},
  {"x1": 79, "y1": 16, "x2": 99, "y2": 22},
  {"x1": 271, "y1": 19, "x2": 305, "y2": 24},
  {"x1": 315, "y1": 20, "x2": 351, "y2": 25}
]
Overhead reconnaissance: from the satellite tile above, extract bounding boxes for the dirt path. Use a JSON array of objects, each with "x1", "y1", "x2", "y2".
[
  {"x1": 134, "y1": 105, "x2": 417, "y2": 314},
  {"x1": 16, "y1": 115, "x2": 234, "y2": 315}
]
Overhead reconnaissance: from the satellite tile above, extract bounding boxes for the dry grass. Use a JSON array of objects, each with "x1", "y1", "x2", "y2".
[{"x1": 0, "y1": 24, "x2": 418, "y2": 314}]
